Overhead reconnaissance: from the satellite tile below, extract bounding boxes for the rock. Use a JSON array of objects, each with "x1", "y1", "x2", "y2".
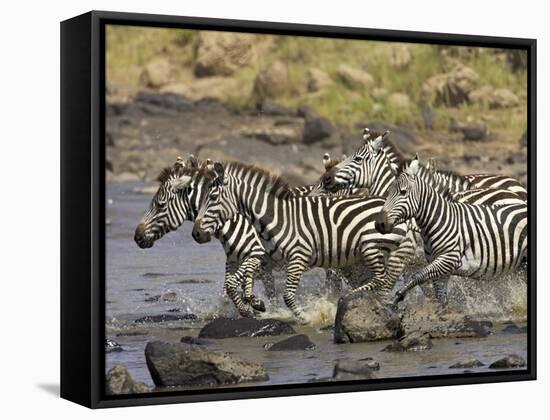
[
  {"x1": 371, "y1": 87, "x2": 388, "y2": 100},
  {"x1": 422, "y1": 65, "x2": 479, "y2": 106},
  {"x1": 332, "y1": 359, "x2": 378, "y2": 380},
  {"x1": 266, "y1": 334, "x2": 316, "y2": 351},
  {"x1": 337, "y1": 64, "x2": 374, "y2": 89},
  {"x1": 134, "y1": 313, "x2": 198, "y2": 323},
  {"x1": 145, "y1": 341, "x2": 269, "y2": 387},
  {"x1": 385, "y1": 44, "x2": 412, "y2": 68},
  {"x1": 198, "y1": 317, "x2": 295, "y2": 339},
  {"x1": 255, "y1": 100, "x2": 296, "y2": 116},
  {"x1": 489, "y1": 354, "x2": 526, "y2": 369},
  {"x1": 501, "y1": 322, "x2": 522, "y2": 334},
  {"x1": 449, "y1": 358, "x2": 485, "y2": 369},
  {"x1": 296, "y1": 104, "x2": 318, "y2": 119},
  {"x1": 387, "y1": 92, "x2": 411, "y2": 109},
  {"x1": 489, "y1": 88, "x2": 520, "y2": 109},
  {"x1": 468, "y1": 85, "x2": 493, "y2": 105},
  {"x1": 334, "y1": 291, "x2": 401, "y2": 344},
  {"x1": 144, "y1": 294, "x2": 161, "y2": 302},
  {"x1": 134, "y1": 91, "x2": 194, "y2": 112},
  {"x1": 105, "y1": 365, "x2": 150, "y2": 395},
  {"x1": 242, "y1": 126, "x2": 302, "y2": 146},
  {"x1": 194, "y1": 32, "x2": 269, "y2": 77},
  {"x1": 306, "y1": 68, "x2": 333, "y2": 92},
  {"x1": 162, "y1": 292, "x2": 178, "y2": 302},
  {"x1": 254, "y1": 61, "x2": 290, "y2": 99},
  {"x1": 105, "y1": 339, "x2": 123, "y2": 353},
  {"x1": 180, "y1": 336, "x2": 210, "y2": 346},
  {"x1": 382, "y1": 331, "x2": 433, "y2": 352},
  {"x1": 449, "y1": 119, "x2": 488, "y2": 141},
  {"x1": 139, "y1": 58, "x2": 175, "y2": 88},
  {"x1": 161, "y1": 77, "x2": 239, "y2": 101},
  {"x1": 302, "y1": 114, "x2": 335, "y2": 144},
  {"x1": 400, "y1": 304, "x2": 493, "y2": 338}
]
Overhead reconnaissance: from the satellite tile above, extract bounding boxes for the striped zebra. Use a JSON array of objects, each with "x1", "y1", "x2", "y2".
[
  {"x1": 320, "y1": 128, "x2": 527, "y2": 202},
  {"x1": 134, "y1": 156, "x2": 366, "y2": 316},
  {"x1": 315, "y1": 130, "x2": 525, "y2": 303},
  {"x1": 192, "y1": 161, "x2": 416, "y2": 321},
  {"x1": 375, "y1": 158, "x2": 528, "y2": 306},
  {"x1": 134, "y1": 156, "x2": 276, "y2": 316}
]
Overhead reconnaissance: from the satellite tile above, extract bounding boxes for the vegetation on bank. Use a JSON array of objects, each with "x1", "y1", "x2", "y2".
[{"x1": 106, "y1": 26, "x2": 527, "y2": 140}]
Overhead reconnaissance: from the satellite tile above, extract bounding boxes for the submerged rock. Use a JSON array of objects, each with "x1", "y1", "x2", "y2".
[
  {"x1": 334, "y1": 291, "x2": 401, "y2": 344},
  {"x1": 145, "y1": 341, "x2": 269, "y2": 387},
  {"x1": 105, "y1": 339, "x2": 123, "y2": 353},
  {"x1": 332, "y1": 359, "x2": 379, "y2": 380},
  {"x1": 266, "y1": 334, "x2": 316, "y2": 351},
  {"x1": 162, "y1": 292, "x2": 178, "y2": 302},
  {"x1": 198, "y1": 317, "x2": 295, "y2": 339},
  {"x1": 449, "y1": 358, "x2": 485, "y2": 369},
  {"x1": 489, "y1": 354, "x2": 526, "y2": 369},
  {"x1": 105, "y1": 365, "x2": 150, "y2": 395},
  {"x1": 134, "y1": 313, "x2": 197, "y2": 323},
  {"x1": 180, "y1": 336, "x2": 210, "y2": 346},
  {"x1": 382, "y1": 331, "x2": 433, "y2": 352}
]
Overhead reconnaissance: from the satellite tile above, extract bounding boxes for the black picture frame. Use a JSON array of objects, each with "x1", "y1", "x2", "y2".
[{"x1": 60, "y1": 10, "x2": 537, "y2": 409}]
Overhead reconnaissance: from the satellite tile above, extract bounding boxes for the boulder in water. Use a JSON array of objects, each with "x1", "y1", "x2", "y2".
[
  {"x1": 449, "y1": 358, "x2": 485, "y2": 369},
  {"x1": 145, "y1": 341, "x2": 269, "y2": 387},
  {"x1": 332, "y1": 359, "x2": 379, "y2": 380},
  {"x1": 105, "y1": 365, "x2": 150, "y2": 395},
  {"x1": 382, "y1": 331, "x2": 433, "y2": 352},
  {"x1": 198, "y1": 317, "x2": 295, "y2": 339},
  {"x1": 334, "y1": 291, "x2": 401, "y2": 344},
  {"x1": 105, "y1": 339, "x2": 123, "y2": 353},
  {"x1": 265, "y1": 334, "x2": 316, "y2": 351},
  {"x1": 489, "y1": 354, "x2": 526, "y2": 369}
]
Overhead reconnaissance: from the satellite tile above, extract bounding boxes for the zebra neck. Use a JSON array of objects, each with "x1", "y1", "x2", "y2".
[{"x1": 415, "y1": 185, "x2": 459, "y2": 239}]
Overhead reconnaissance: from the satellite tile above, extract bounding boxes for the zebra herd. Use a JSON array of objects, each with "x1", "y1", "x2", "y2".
[{"x1": 134, "y1": 129, "x2": 528, "y2": 323}]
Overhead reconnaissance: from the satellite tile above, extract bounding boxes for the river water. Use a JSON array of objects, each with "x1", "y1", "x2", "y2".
[{"x1": 106, "y1": 182, "x2": 528, "y2": 389}]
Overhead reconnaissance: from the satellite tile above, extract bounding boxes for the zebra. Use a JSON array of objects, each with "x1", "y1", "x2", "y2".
[
  {"x1": 134, "y1": 156, "x2": 366, "y2": 316},
  {"x1": 314, "y1": 129, "x2": 526, "y2": 303},
  {"x1": 320, "y1": 128, "x2": 527, "y2": 202},
  {"x1": 375, "y1": 157, "x2": 528, "y2": 307},
  {"x1": 191, "y1": 161, "x2": 417, "y2": 321},
  {"x1": 134, "y1": 156, "x2": 276, "y2": 316}
]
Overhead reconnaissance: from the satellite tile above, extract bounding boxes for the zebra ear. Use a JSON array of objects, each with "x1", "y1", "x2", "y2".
[
  {"x1": 175, "y1": 156, "x2": 185, "y2": 168},
  {"x1": 407, "y1": 155, "x2": 420, "y2": 176},
  {"x1": 362, "y1": 127, "x2": 371, "y2": 142},
  {"x1": 186, "y1": 155, "x2": 199, "y2": 169},
  {"x1": 370, "y1": 132, "x2": 388, "y2": 155},
  {"x1": 171, "y1": 174, "x2": 192, "y2": 191},
  {"x1": 323, "y1": 153, "x2": 332, "y2": 170},
  {"x1": 213, "y1": 162, "x2": 224, "y2": 177}
]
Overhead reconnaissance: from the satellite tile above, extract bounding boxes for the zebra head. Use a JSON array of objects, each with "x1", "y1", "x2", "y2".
[
  {"x1": 321, "y1": 129, "x2": 394, "y2": 195},
  {"x1": 375, "y1": 156, "x2": 421, "y2": 234},
  {"x1": 134, "y1": 156, "x2": 209, "y2": 249},
  {"x1": 192, "y1": 162, "x2": 237, "y2": 244}
]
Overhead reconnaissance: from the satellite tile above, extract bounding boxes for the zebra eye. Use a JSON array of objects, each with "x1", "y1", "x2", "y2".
[
  {"x1": 353, "y1": 156, "x2": 362, "y2": 163},
  {"x1": 399, "y1": 189, "x2": 407, "y2": 196}
]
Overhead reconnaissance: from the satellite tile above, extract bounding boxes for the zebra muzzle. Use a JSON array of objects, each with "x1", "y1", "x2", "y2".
[
  {"x1": 134, "y1": 223, "x2": 154, "y2": 248},
  {"x1": 374, "y1": 211, "x2": 394, "y2": 234},
  {"x1": 192, "y1": 221, "x2": 211, "y2": 244}
]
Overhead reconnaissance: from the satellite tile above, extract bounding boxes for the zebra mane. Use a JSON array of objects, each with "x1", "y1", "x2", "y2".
[
  {"x1": 156, "y1": 165, "x2": 215, "y2": 184},
  {"x1": 225, "y1": 161, "x2": 293, "y2": 199}
]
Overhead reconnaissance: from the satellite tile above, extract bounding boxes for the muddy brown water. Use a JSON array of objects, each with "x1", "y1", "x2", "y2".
[{"x1": 106, "y1": 182, "x2": 528, "y2": 390}]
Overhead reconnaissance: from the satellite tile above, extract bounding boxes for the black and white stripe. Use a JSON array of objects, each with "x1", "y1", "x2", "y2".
[
  {"x1": 192, "y1": 162, "x2": 415, "y2": 321},
  {"x1": 375, "y1": 158, "x2": 528, "y2": 306}
]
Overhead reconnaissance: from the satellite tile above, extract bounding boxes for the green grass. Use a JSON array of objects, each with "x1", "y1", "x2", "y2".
[{"x1": 106, "y1": 26, "x2": 527, "y2": 139}]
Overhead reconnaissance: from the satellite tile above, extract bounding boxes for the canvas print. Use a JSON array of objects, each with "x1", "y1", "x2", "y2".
[{"x1": 104, "y1": 25, "x2": 528, "y2": 395}]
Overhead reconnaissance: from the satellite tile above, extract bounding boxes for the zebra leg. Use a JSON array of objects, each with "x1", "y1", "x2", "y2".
[
  {"x1": 351, "y1": 246, "x2": 388, "y2": 294},
  {"x1": 284, "y1": 259, "x2": 308, "y2": 322},
  {"x1": 224, "y1": 271, "x2": 253, "y2": 317},
  {"x1": 394, "y1": 251, "x2": 462, "y2": 306},
  {"x1": 236, "y1": 257, "x2": 266, "y2": 312}
]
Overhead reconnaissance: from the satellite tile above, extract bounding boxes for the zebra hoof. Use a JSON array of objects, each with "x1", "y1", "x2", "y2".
[
  {"x1": 238, "y1": 308, "x2": 255, "y2": 318},
  {"x1": 250, "y1": 298, "x2": 266, "y2": 312}
]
